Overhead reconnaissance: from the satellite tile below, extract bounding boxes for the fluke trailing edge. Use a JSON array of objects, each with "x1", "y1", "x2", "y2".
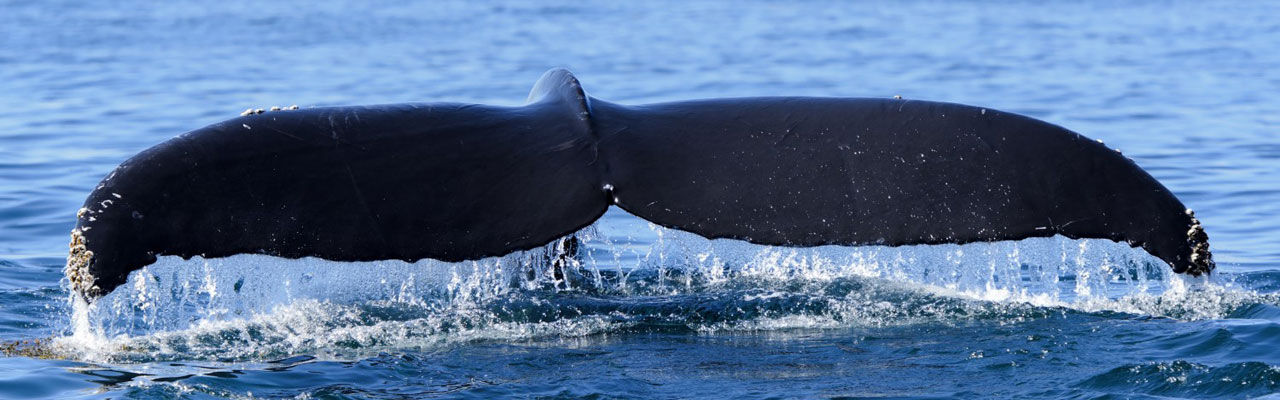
[{"x1": 67, "y1": 68, "x2": 1214, "y2": 300}]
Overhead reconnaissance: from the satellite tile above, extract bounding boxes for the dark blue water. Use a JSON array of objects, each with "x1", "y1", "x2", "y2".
[{"x1": 3, "y1": 1, "x2": 1280, "y2": 398}]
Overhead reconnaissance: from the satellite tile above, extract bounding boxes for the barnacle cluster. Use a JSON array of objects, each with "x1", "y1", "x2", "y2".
[
  {"x1": 1185, "y1": 208, "x2": 1214, "y2": 275},
  {"x1": 65, "y1": 228, "x2": 96, "y2": 297},
  {"x1": 240, "y1": 105, "x2": 299, "y2": 116}
]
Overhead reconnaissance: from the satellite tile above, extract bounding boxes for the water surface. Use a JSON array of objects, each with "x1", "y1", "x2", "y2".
[{"x1": 2, "y1": 1, "x2": 1279, "y2": 398}]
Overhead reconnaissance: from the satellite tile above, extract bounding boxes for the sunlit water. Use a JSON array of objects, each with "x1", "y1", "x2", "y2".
[{"x1": 2, "y1": 1, "x2": 1280, "y2": 399}]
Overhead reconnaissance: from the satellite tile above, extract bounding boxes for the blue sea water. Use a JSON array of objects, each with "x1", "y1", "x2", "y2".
[{"x1": 2, "y1": 0, "x2": 1280, "y2": 398}]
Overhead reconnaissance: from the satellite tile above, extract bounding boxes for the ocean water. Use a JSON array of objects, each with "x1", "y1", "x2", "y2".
[{"x1": 2, "y1": 1, "x2": 1280, "y2": 398}]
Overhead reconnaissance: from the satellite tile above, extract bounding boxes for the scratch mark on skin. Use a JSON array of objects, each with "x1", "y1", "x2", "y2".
[
  {"x1": 325, "y1": 108, "x2": 386, "y2": 246},
  {"x1": 342, "y1": 162, "x2": 388, "y2": 248},
  {"x1": 774, "y1": 128, "x2": 796, "y2": 147},
  {"x1": 1058, "y1": 218, "x2": 1089, "y2": 229},
  {"x1": 267, "y1": 126, "x2": 307, "y2": 142},
  {"x1": 546, "y1": 140, "x2": 581, "y2": 153}
]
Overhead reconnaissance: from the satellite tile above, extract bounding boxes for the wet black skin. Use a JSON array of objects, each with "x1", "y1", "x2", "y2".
[{"x1": 73, "y1": 69, "x2": 1211, "y2": 300}]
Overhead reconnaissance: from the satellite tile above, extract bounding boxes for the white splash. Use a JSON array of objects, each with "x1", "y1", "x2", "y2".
[{"x1": 52, "y1": 208, "x2": 1251, "y2": 362}]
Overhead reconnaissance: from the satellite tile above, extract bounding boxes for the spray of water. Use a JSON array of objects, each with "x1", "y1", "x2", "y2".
[{"x1": 48, "y1": 209, "x2": 1260, "y2": 363}]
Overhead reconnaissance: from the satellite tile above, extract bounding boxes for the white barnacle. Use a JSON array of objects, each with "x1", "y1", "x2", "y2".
[{"x1": 65, "y1": 229, "x2": 96, "y2": 296}]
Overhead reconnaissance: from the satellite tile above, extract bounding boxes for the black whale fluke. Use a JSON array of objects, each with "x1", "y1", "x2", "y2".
[{"x1": 67, "y1": 68, "x2": 1213, "y2": 300}]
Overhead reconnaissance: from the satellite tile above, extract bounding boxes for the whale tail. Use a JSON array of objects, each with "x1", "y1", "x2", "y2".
[{"x1": 69, "y1": 68, "x2": 1212, "y2": 300}]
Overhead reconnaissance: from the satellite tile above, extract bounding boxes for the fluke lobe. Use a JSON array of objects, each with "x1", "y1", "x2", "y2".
[{"x1": 67, "y1": 68, "x2": 1214, "y2": 300}]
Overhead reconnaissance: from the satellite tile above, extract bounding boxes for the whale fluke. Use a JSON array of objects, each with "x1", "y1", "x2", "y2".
[{"x1": 67, "y1": 68, "x2": 1213, "y2": 300}]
